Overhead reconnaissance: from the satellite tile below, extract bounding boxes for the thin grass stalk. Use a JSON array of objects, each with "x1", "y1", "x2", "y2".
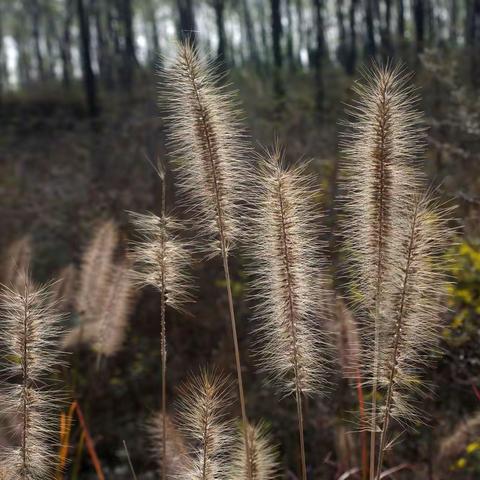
[{"x1": 160, "y1": 174, "x2": 167, "y2": 480}]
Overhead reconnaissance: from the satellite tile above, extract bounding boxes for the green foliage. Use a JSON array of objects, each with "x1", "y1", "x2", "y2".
[{"x1": 444, "y1": 242, "x2": 480, "y2": 347}]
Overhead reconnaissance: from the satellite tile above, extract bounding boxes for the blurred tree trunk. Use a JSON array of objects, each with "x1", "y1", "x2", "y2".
[
  {"x1": 413, "y1": 0, "x2": 425, "y2": 54},
  {"x1": 241, "y1": 0, "x2": 261, "y2": 70},
  {"x1": 364, "y1": 0, "x2": 376, "y2": 58},
  {"x1": 145, "y1": 0, "x2": 160, "y2": 65},
  {"x1": 295, "y1": 0, "x2": 305, "y2": 64},
  {"x1": 271, "y1": 0, "x2": 284, "y2": 98},
  {"x1": 257, "y1": 0, "x2": 270, "y2": 66},
  {"x1": 77, "y1": 0, "x2": 99, "y2": 116},
  {"x1": 117, "y1": 0, "x2": 137, "y2": 90},
  {"x1": 60, "y1": 0, "x2": 74, "y2": 89},
  {"x1": 346, "y1": 0, "x2": 358, "y2": 75},
  {"x1": 397, "y1": 0, "x2": 405, "y2": 40},
  {"x1": 177, "y1": 0, "x2": 197, "y2": 44},
  {"x1": 382, "y1": 0, "x2": 392, "y2": 58},
  {"x1": 285, "y1": 0, "x2": 296, "y2": 71},
  {"x1": 312, "y1": 0, "x2": 325, "y2": 115},
  {"x1": 91, "y1": 0, "x2": 111, "y2": 88},
  {"x1": 213, "y1": 0, "x2": 227, "y2": 67},
  {"x1": 449, "y1": 0, "x2": 457, "y2": 44},
  {"x1": 27, "y1": 0, "x2": 46, "y2": 81},
  {"x1": 0, "y1": 4, "x2": 5, "y2": 95},
  {"x1": 336, "y1": 0, "x2": 347, "y2": 69},
  {"x1": 13, "y1": 25, "x2": 32, "y2": 87},
  {"x1": 466, "y1": 0, "x2": 480, "y2": 88},
  {"x1": 45, "y1": 9, "x2": 57, "y2": 80}
]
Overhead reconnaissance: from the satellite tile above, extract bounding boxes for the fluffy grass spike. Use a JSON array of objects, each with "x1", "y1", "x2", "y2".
[
  {"x1": 247, "y1": 147, "x2": 330, "y2": 480},
  {"x1": 176, "y1": 369, "x2": 233, "y2": 480},
  {"x1": 0, "y1": 275, "x2": 64, "y2": 479},
  {"x1": 341, "y1": 64, "x2": 424, "y2": 477},
  {"x1": 375, "y1": 194, "x2": 452, "y2": 478},
  {"x1": 76, "y1": 219, "x2": 119, "y2": 322},
  {"x1": 230, "y1": 422, "x2": 279, "y2": 480},
  {"x1": 162, "y1": 41, "x2": 247, "y2": 256}
]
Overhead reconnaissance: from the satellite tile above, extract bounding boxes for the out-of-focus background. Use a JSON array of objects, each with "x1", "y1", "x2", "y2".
[{"x1": 0, "y1": 0, "x2": 479, "y2": 478}]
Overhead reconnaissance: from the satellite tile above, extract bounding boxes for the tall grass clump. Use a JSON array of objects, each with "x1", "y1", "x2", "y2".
[
  {"x1": 130, "y1": 208, "x2": 193, "y2": 480},
  {"x1": 0, "y1": 274, "x2": 64, "y2": 478},
  {"x1": 342, "y1": 64, "x2": 452, "y2": 477},
  {"x1": 246, "y1": 148, "x2": 331, "y2": 480},
  {"x1": 162, "y1": 40, "x2": 252, "y2": 474}
]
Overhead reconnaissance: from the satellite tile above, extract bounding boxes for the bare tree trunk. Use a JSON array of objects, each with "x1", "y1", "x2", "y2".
[
  {"x1": 28, "y1": 0, "x2": 46, "y2": 81},
  {"x1": 467, "y1": 0, "x2": 480, "y2": 88},
  {"x1": 449, "y1": 0, "x2": 457, "y2": 44},
  {"x1": 295, "y1": 0, "x2": 305, "y2": 64},
  {"x1": 60, "y1": 0, "x2": 74, "y2": 88},
  {"x1": 336, "y1": 0, "x2": 347, "y2": 69},
  {"x1": 213, "y1": 0, "x2": 227, "y2": 67},
  {"x1": 312, "y1": 0, "x2": 325, "y2": 115},
  {"x1": 365, "y1": 0, "x2": 376, "y2": 58},
  {"x1": 271, "y1": 0, "x2": 284, "y2": 98},
  {"x1": 346, "y1": 0, "x2": 358, "y2": 75},
  {"x1": 285, "y1": 0, "x2": 296, "y2": 71},
  {"x1": 397, "y1": 0, "x2": 405, "y2": 39},
  {"x1": 145, "y1": 0, "x2": 160, "y2": 65},
  {"x1": 117, "y1": 0, "x2": 137, "y2": 90},
  {"x1": 241, "y1": 0, "x2": 261, "y2": 70},
  {"x1": 413, "y1": 0, "x2": 425, "y2": 54},
  {"x1": 77, "y1": 0, "x2": 99, "y2": 116},
  {"x1": 177, "y1": 0, "x2": 197, "y2": 44}
]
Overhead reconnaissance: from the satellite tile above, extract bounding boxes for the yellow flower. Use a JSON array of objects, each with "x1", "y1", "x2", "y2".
[
  {"x1": 455, "y1": 457, "x2": 467, "y2": 469},
  {"x1": 466, "y1": 441, "x2": 480, "y2": 454}
]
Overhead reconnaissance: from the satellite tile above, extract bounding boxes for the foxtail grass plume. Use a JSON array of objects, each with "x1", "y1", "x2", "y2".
[
  {"x1": 248, "y1": 148, "x2": 330, "y2": 397},
  {"x1": 149, "y1": 412, "x2": 188, "y2": 478},
  {"x1": 341, "y1": 64, "x2": 423, "y2": 313},
  {"x1": 93, "y1": 261, "x2": 134, "y2": 359},
  {"x1": 162, "y1": 41, "x2": 248, "y2": 255},
  {"x1": 129, "y1": 212, "x2": 193, "y2": 310},
  {"x1": 0, "y1": 275, "x2": 64, "y2": 479},
  {"x1": 176, "y1": 369, "x2": 233, "y2": 480},
  {"x1": 230, "y1": 422, "x2": 279, "y2": 480},
  {"x1": 76, "y1": 219, "x2": 119, "y2": 321},
  {"x1": 247, "y1": 148, "x2": 330, "y2": 480},
  {"x1": 375, "y1": 194, "x2": 452, "y2": 475},
  {"x1": 341, "y1": 64, "x2": 425, "y2": 476}
]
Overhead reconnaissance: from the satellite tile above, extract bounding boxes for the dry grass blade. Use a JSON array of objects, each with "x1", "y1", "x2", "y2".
[{"x1": 0, "y1": 275, "x2": 64, "y2": 479}]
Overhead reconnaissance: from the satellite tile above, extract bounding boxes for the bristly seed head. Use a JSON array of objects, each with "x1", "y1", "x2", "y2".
[{"x1": 161, "y1": 41, "x2": 249, "y2": 256}]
